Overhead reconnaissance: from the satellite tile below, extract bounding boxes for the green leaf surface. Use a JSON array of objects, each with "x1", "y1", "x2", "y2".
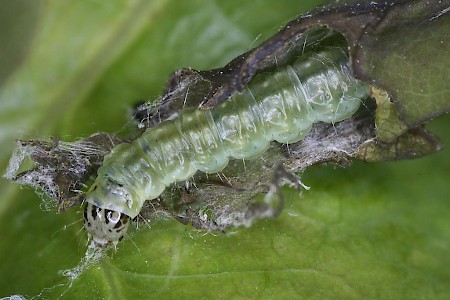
[
  {"x1": 355, "y1": 0, "x2": 450, "y2": 127},
  {"x1": 0, "y1": 0, "x2": 449, "y2": 299}
]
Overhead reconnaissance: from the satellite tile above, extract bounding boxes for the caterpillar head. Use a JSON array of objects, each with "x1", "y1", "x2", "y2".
[
  {"x1": 83, "y1": 202, "x2": 131, "y2": 247},
  {"x1": 83, "y1": 174, "x2": 137, "y2": 247}
]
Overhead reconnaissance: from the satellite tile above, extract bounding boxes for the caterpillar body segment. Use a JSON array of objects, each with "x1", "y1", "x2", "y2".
[{"x1": 84, "y1": 47, "x2": 371, "y2": 246}]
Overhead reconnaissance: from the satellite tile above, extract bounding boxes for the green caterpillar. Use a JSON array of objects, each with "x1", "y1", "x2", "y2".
[{"x1": 83, "y1": 47, "x2": 371, "y2": 247}]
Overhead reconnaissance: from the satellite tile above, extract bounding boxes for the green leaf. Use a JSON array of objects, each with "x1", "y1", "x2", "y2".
[
  {"x1": 0, "y1": 0, "x2": 449, "y2": 299},
  {"x1": 355, "y1": 1, "x2": 450, "y2": 127}
]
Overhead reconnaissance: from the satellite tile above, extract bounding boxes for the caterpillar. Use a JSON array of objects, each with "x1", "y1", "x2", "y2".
[{"x1": 83, "y1": 47, "x2": 371, "y2": 247}]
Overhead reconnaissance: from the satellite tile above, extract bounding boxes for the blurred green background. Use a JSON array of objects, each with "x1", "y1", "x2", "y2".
[{"x1": 0, "y1": 0, "x2": 449, "y2": 299}]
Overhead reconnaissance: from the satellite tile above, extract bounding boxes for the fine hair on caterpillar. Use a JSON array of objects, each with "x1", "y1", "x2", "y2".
[{"x1": 83, "y1": 46, "x2": 371, "y2": 247}]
